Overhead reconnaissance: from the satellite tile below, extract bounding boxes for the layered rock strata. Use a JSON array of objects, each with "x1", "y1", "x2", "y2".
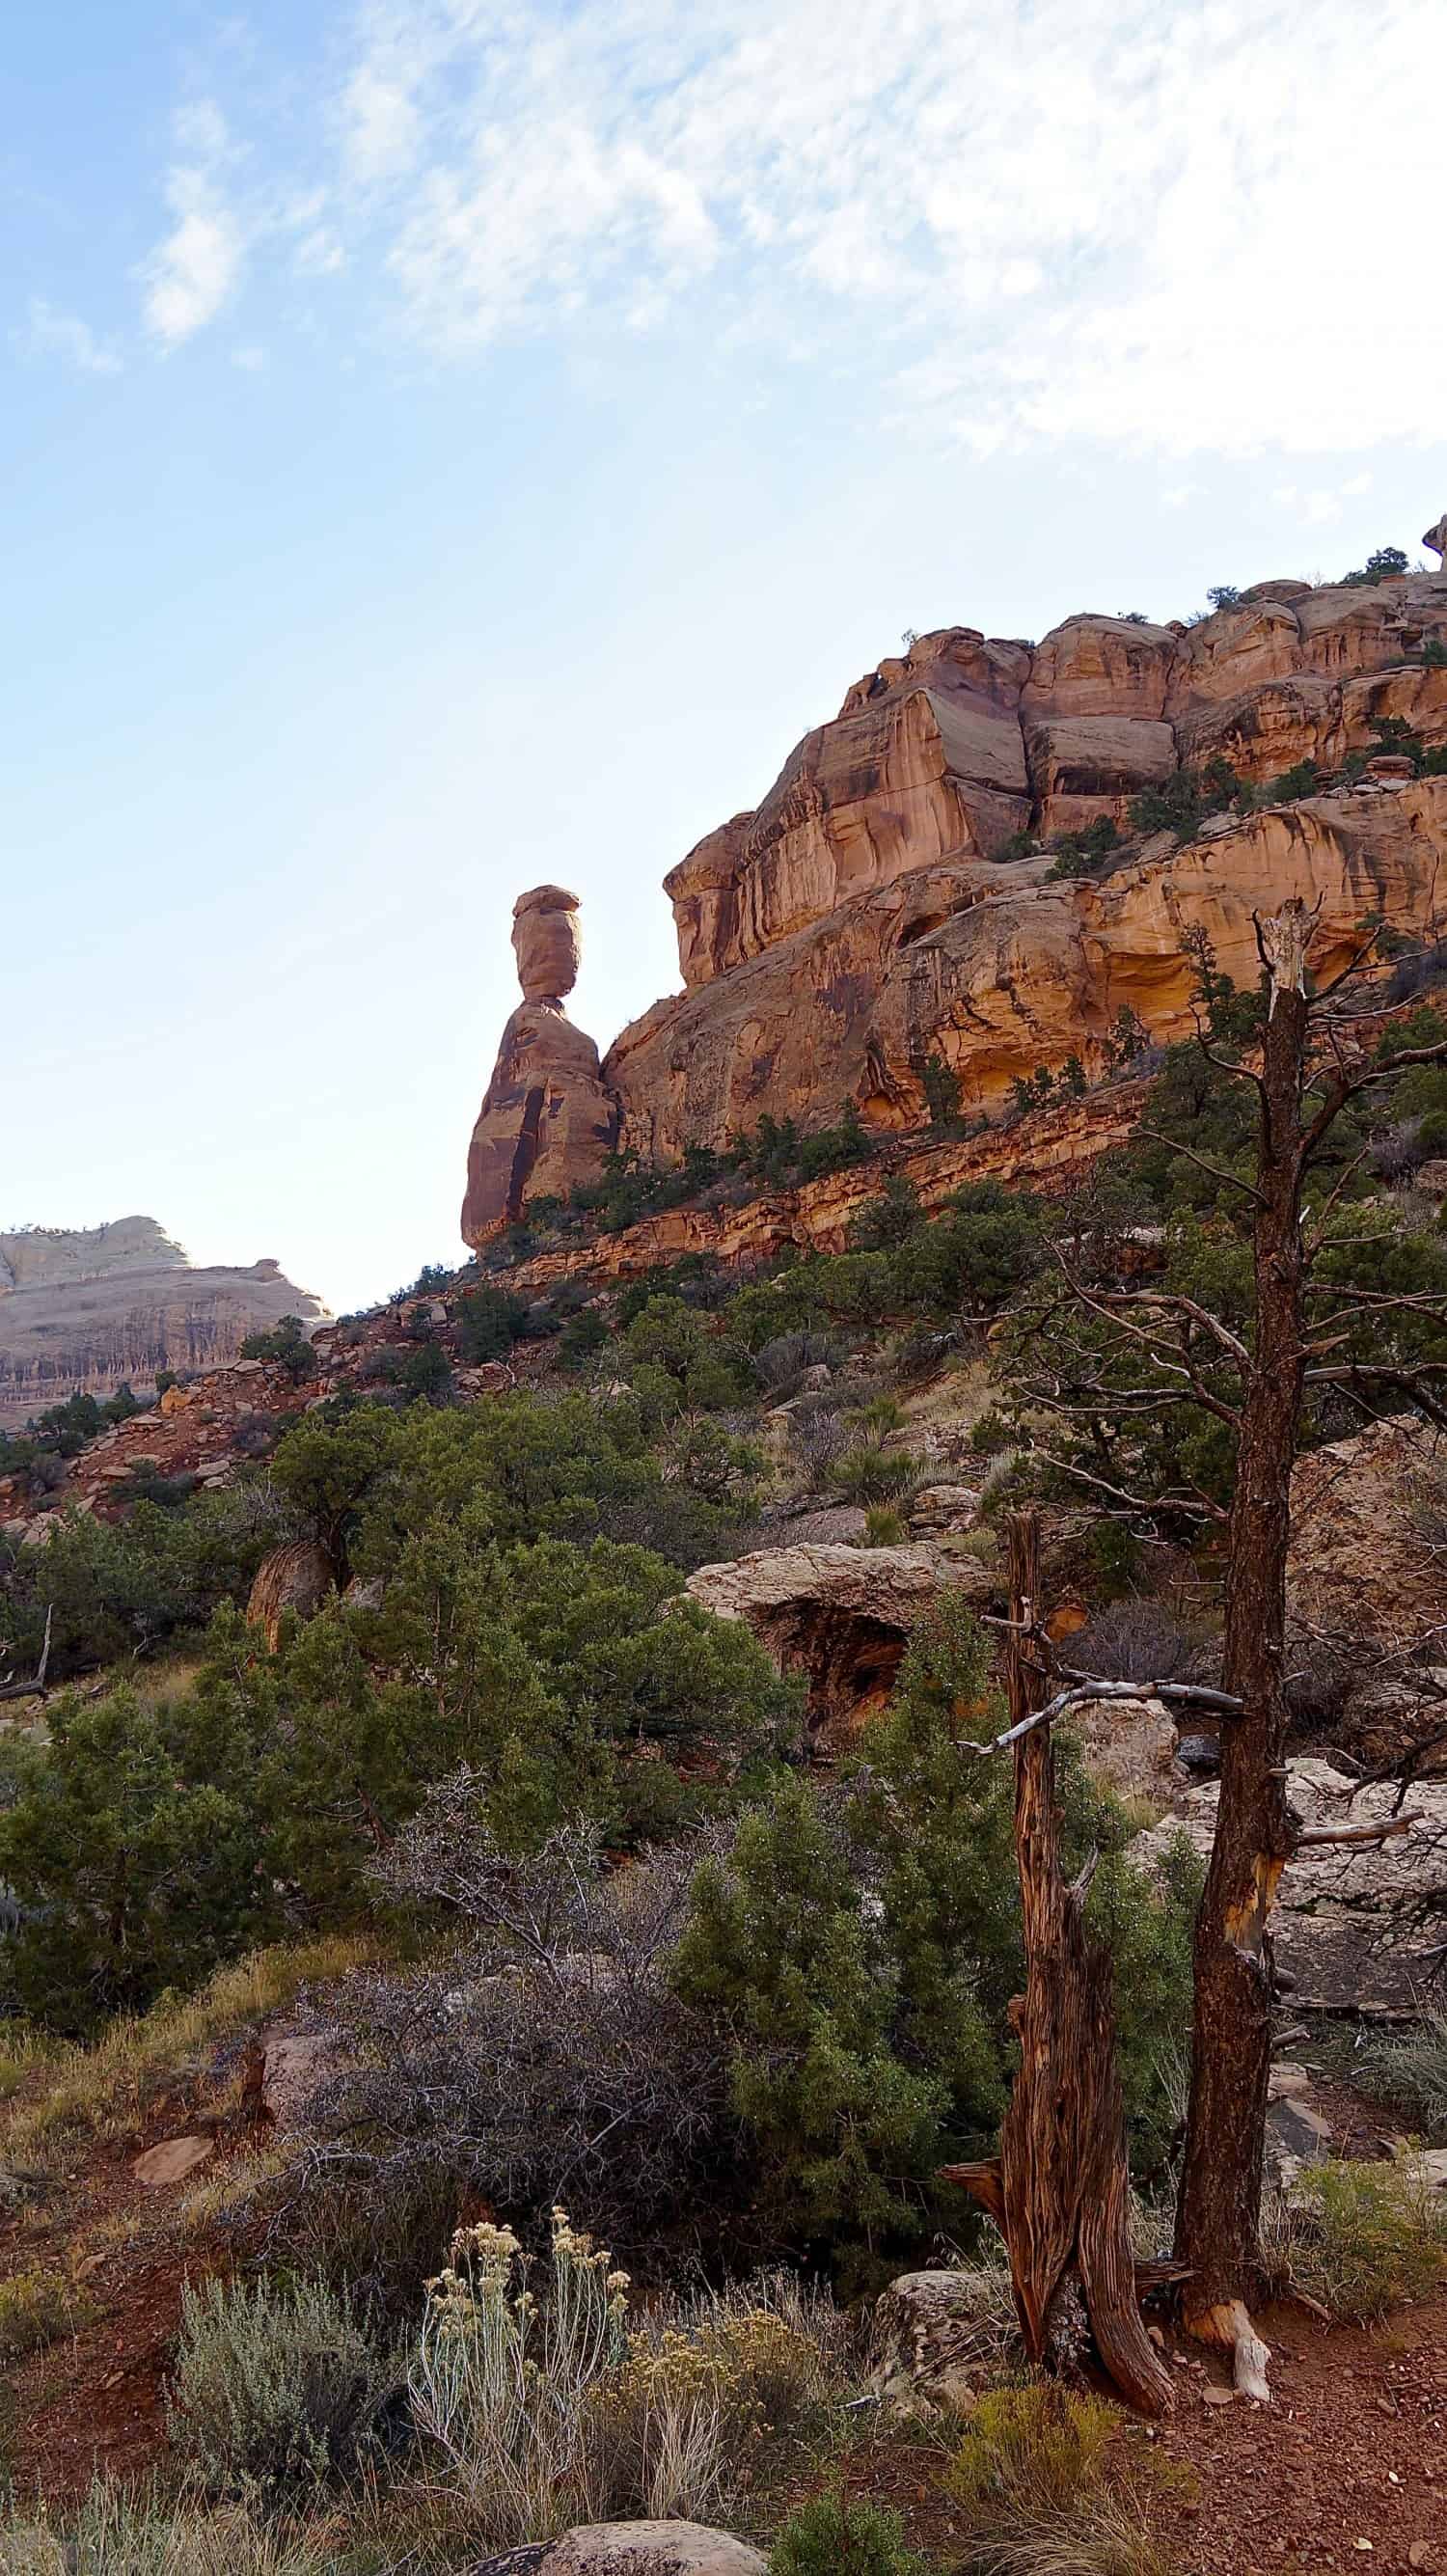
[
  {"x1": 0, "y1": 1220, "x2": 326, "y2": 1430},
  {"x1": 462, "y1": 561, "x2": 1447, "y2": 1234}
]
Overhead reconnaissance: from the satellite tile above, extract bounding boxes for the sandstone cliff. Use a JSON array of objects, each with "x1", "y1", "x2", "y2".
[
  {"x1": 462, "y1": 560, "x2": 1447, "y2": 1240},
  {"x1": 0, "y1": 1220, "x2": 328, "y2": 1429}
]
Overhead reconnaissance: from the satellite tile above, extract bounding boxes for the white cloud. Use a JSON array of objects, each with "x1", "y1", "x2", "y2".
[
  {"x1": 126, "y1": 2, "x2": 1445, "y2": 455},
  {"x1": 342, "y1": 64, "x2": 421, "y2": 182},
  {"x1": 1272, "y1": 471, "x2": 1375, "y2": 530},
  {"x1": 19, "y1": 298, "x2": 121, "y2": 376},
  {"x1": 139, "y1": 101, "x2": 244, "y2": 345}
]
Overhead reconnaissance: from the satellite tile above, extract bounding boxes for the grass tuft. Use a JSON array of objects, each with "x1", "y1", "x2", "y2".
[{"x1": 1263, "y1": 2151, "x2": 1447, "y2": 2321}]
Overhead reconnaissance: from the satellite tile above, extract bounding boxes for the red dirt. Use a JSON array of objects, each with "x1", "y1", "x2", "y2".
[{"x1": 1147, "y1": 2297, "x2": 1447, "y2": 2575}]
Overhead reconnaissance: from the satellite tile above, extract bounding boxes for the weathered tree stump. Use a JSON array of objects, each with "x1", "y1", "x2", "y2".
[{"x1": 942, "y1": 1510, "x2": 1173, "y2": 2416}]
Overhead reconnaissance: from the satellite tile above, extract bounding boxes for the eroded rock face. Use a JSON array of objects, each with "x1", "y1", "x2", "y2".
[
  {"x1": 246, "y1": 1539, "x2": 336, "y2": 1651},
  {"x1": 461, "y1": 889, "x2": 618, "y2": 1247},
  {"x1": 463, "y1": 567, "x2": 1447, "y2": 1227},
  {"x1": 686, "y1": 1542, "x2": 992, "y2": 1740},
  {"x1": 0, "y1": 1221, "x2": 327, "y2": 1430},
  {"x1": 1136, "y1": 1759, "x2": 1447, "y2": 2007},
  {"x1": 609, "y1": 779, "x2": 1447, "y2": 1160}
]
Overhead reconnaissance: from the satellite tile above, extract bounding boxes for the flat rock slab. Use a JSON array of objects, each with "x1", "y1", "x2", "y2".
[{"x1": 132, "y1": 2134, "x2": 214, "y2": 2188}]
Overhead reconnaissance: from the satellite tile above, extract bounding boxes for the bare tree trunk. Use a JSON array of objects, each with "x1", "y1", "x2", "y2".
[
  {"x1": 946, "y1": 1511, "x2": 1173, "y2": 2416},
  {"x1": 1174, "y1": 935, "x2": 1310, "y2": 2397}
]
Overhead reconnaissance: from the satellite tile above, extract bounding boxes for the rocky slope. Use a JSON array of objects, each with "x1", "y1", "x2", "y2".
[
  {"x1": 461, "y1": 558, "x2": 1447, "y2": 1240},
  {"x1": 0, "y1": 1219, "x2": 328, "y2": 1430}
]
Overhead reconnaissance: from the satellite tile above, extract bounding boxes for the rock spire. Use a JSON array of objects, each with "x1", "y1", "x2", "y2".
[{"x1": 460, "y1": 886, "x2": 618, "y2": 1247}]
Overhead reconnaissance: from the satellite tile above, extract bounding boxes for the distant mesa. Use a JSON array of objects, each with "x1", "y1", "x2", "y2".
[
  {"x1": 0, "y1": 1218, "x2": 328, "y2": 1431},
  {"x1": 461, "y1": 536, "x2": 1447, "y2": 1242}
]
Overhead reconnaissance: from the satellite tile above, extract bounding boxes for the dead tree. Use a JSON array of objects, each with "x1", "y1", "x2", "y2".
[
  {"x1": 1026, "y1": 901, "x2": 1447, "y2": 2395},
  {"x1": 943, "y1": 1510, "x2": 1175, "y2": 2416}
]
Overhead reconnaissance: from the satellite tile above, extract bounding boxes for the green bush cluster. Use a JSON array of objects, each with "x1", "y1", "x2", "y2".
[
  {"x1": 237, "y1": 1315, "x2": 317, "y2": 1382},
  {"x1": 673, "y1": 1598, "x2": 1200, "y2": 2266}
]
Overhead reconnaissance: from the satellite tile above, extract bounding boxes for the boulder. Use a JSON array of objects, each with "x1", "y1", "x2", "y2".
[
  {"x1": 686, "y1": 1542, "x2": 988, "y2": 1739},
  {"x1": 246, "y1": 1539, "x2": 336, "y2": 1652},
  {"x1": 869, "y1": 2266, "x2": 1017, "y2": 2414},
  {"x1": 486, "y1": 2525, "x2": 765, "y2": 2576},
  {"x1": 1136, "y1": 1759, "x2": 1447, "y2": 2007},
  {"x1": 907, "y1": 1483, "x2": 980, "y2": 1534},
  {"x1": 1065, "y1": 1692, "x2": 1179, "y2": 1801},
  {"x1": 261, "y1": 2031, "x2": 341, "y2": 2128}
]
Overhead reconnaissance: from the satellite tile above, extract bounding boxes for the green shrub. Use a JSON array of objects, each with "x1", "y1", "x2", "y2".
[
  {"x1": 1046, "y1": 814, "x2": 1121, "y2": 879},
  {"x1": 1420, "y1": 639, "x2": 1447, "y2": 669},
  {"x1": 772, "y1": 2491, "x2": 927, "y2": 2576},
  {"x1": 836, "y1": 1441, "x2": 915, "y2": 1503},
  {"x1": 237, "y1": 1316, "x2": 316, "y2": 1382},
  {"x1": 672, "y1": 1777, "x2": 945, "y2": 2253},
  {"x1": 1128, "y1": 771, "x2": 1207, "y2": 839},
  {"x1": 167, "y1": 2273, "x2": 398, "y2": 2504},
  {"x1": 558, "y1": 1307, "x2": 611, "y2": 1370},
  {"x1": 1266, "y1": 2151, "x2": 1447, "y2": 2321},
  {"x1": 1342, "y1": 544, "x2": 1409, "y2": 587},
  {"x1": 1266, "y1": 757, "x2": 1322, "y2": 803},
  {"x1": 947, "y1": 2382, "x2": 1115, "y2": 2516},
  {"x1": 944, "y1": 2381, "x2": 1172, "y2": 2576},
  {"x1": 922, "y1": 1052, "x2": 965, "y2": 1130},
  {"x1": 454, "y1": 1286, "x2": 527, "y2": 1362},
  {"x1": 863, "y1": 1505, "x2": 907, "y2": 1547}
]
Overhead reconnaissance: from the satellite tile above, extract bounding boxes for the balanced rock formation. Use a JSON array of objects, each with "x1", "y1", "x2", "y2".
[
  {"x1": 461, "y1": 886, "x2": 618, "y2": 1247},
  {"x1": 462, "y1": 549, "x2": 1447, "y2": 1234},
  {"x1": 0, "y1": 1219, "x2": 327, "y2": 1430}
]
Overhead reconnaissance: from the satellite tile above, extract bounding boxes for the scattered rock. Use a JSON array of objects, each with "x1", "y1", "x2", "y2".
[{"x1": 132, "y1": 2135, "x2": 214, "y2": 2188}]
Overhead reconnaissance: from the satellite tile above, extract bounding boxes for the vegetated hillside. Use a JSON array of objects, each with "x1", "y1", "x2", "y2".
[
  {"x1": 4, "y1": 538, "x2": 1447, "y2": 2575},
  {"x1": 0, "y1": 1217, "x2": 328, "y2": 1430},
  {"x1": 462, "y1": 550, "x2": 1447, "y2": 1237}
]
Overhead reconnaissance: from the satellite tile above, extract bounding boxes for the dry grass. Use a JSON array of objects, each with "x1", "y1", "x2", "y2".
[
  {"x1": 943, "y1": 2383, "x2": 1175, "y2": 2576},
  {"x1": 3, "y1": 1934, "x2": 373, "y2": 2171},
  {"x1": 1262, "y1": 2151, "x2": 1447, "y2": 2322},
  {"x1": 0, "y1": 2261, "x2": 99, "y2": 2364},
  {"x1": 1357, "y1": 2005, "x2": 1447, "y2": 2144},
  {"x1": 0, "y1": 2486, "x2": 339, "y2": 2574}
]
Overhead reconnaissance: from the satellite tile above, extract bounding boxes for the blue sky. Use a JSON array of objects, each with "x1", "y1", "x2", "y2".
[{"x1": 5, "y1": 1, "x2": 1444, "y2": 1314}]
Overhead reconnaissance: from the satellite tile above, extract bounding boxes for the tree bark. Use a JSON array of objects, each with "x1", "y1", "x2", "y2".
[
  {"x1": 946, "y1": 1510, "x2": 1173, "y2": 2416},
  {"x1": 1174, "y1": 931, "x2": 1310, "y2": 2388}
]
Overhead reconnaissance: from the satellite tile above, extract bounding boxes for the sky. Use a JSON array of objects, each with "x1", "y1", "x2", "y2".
[{"x1": 4, "y1": 1, "x2": 1445, "y2": 1316}]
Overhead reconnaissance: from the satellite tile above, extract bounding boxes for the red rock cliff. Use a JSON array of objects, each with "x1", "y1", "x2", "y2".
[{"x1": 461, "y1": 559, "x2": 1447, "y2": 1232}]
